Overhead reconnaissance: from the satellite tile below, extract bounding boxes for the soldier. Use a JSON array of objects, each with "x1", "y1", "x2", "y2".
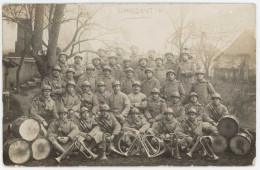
[
  {"x1": 164, "y1": 52, "x2": 177, "y2": 71},
  {"x1": 154, "y1": 56, "x2": 167, "y2": 83},
  {"x1": 61, "y1": 81, "x2": 81, "y2": 124},
  {"x1": 122, "y1": 57, "x2": 132, "y2": 78},
  {"x1": 141, "y1": 68, "x2": 160, "y2": 97},
  {"x1": 99, "y1": 66, "x2": 116, "y2": 93},
  {"x1": 107, "y1": 81, "x2": 131, "y2": 125},
  {"x1": 42, "y1": 65, "x2": 63, "y2": 110},
  {"x1": 129, "y1": 45, "x2": 140, "y2": 69},
  {"x1": 78, "y1": 107, "x2": 103, "y2": 150},
  {"x1": 128, "y1": 81, "x2": 147, "y2": 118},
  {"x1": 79, "y1": 81, "x2": 99, "y2": 117},
  {"x1": 92, "y1": 55, "x2": 103, "y2": 78},
  {"x1": 144, "y1": 88, "x2": 167, "y2": 124},
  {"x1": 47, "y1": 108, "x2": 80, "y2": 155},
  {"x1": 95, "y1": 81, "x2": 111, "y2": 105},
  {"x1": 62, "y1": 68, "x2": 76, "y2": 93},
  {"x1": 108, "y1": 52, "x2": 124, "y2": 80},
  {"x1": 160, "y1": 69, "x2": 186, "y2": 103},
  {"x1": 116, "y1": 47, "x2": 125, "y2": 66},
  {"x1": 205, "y1": 93, "x2": 229, "y2": 123},
  {"x1": 77, "y1": 64, "x2": 96, "y2": 92},
  {"x1": 189, "y1": 70, "x2": 216, "y2": 106},
  {"x1": 147, "y1": 50, "x2": 156, "y2": 68},
  {"x1": 98, "y1": 48, "x2": 108, "y2": 66},
  {"x1": 56, "y1": 53, "x2": 68, "y2": 75},
  {"x1": 167, "y1": 92, "x2": 186, "y2": 122},
  {"x1": 175, "y1": 52, "x2": 196, "y2": 94},
  {"x1": 29, "y1": 85, "x2": 58, "y2": 127},
  {"x1": 120, "y1": 67, "x2": 136, "y2": 95},
  {"x1": 68, "y1": 55, "x2": 85, "y2": 82},
  {"x1": 135, "y1": 56, "x2": 148, "y2": 82}
]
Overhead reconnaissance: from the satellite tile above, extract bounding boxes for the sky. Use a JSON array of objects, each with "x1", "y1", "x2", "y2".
[{"x1": 2, "y1": 3, "x2": 256, "y2": 56}]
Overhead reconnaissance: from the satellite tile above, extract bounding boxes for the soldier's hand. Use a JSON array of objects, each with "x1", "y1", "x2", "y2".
[
  {"x1": 42, "y1": 121, "x2": 48, "y2": 127},
  {"x1": 148, "y1": 118, "x2": 155, "y2": 124},
  {"x1": 110, "y1": 135, "x2": 115, "y2": 142},
  {"x1": 119, "y1": 115, "x2": 126, "y2": 122},
  {"x1": 69, "y1": 109, "x2": 74, "y2": 114},
  {"x1": 212, "y1": 130, "x2": 219, "y2": 136}
]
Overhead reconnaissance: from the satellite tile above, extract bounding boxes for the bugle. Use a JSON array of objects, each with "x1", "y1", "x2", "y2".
[
  {"x1": 186, "y1": 134, "x2": 201, "y2": 158},
  {"x1": 200, "y1": 137, "x2": 219, "y2": 160},
  {"x1": 76, "y1": 135, "x2": 98, "y2": 160}
]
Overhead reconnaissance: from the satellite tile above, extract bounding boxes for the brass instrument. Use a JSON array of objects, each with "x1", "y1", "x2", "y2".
[
  {"x1": 200, "y1": 137, "x2": 219, "y2": 160},
  {"x1": 37, "y1": 49, "x2": 47, "y2": 56},
  {"x1": 209, "y1": 105, "x2": 220, "y2": 121},
  {"x1": 186, "y1": 134, "x2": 201, "y2": 158},
  {"x1": 100, "y1": 133, "x2": 109, "y2": 160}
]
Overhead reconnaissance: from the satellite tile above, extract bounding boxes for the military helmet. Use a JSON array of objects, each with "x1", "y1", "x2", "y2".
[
  {"x1": 131, "y1": 107, "x2": 140, "y2": 114},
  {"x1": 66, "y1": 80, "x2": 76, "y2": 87},
  {"x1": 123, "y1": 57, "x2": 131, "y2": 63},
  {"x1": 80, "y1": 107, "x2": 89, "y2": 113},
  {"x1": 165, "y1": 52, "x2": 174, "y2": 57},
  {"x1": 166, "y1": 69, "x2": 175, "y2": 75},
  {"x1": 59, "y1": 53, "x2": 68, "y2": 59},
  {"x1": 145, "y1": 68, "x2": 154, "y2": 74},
  {"x1": 100, "y1": 104, "x2": 110, "y2": 111},
  {"x1": 151, "y1": 88, "x2": 160, "y2": 94},
  {"x1": 181, "y1": 52, "x2": 193, "y2": 59},
  {"x1": 66, "y1": 68, "x2": 76, "y2": 74},
  {"x1": 86, "y1": 64, "x2": 95, "y2": 70},
  {"x1": 81, "y1": 81, "x2": 91, "y2": 87},
  {"x1": 195, "y1": 69, "x2": 205, "y2": 75},
  {"x1": 164, "y1": 108, "x2": 174, "y2": 115},
  {"x1": 97, "y1": 81, "x2": 105, "y2": 86},
  {"x1": 139, "y1": 56, "x2": 148, "y2": 62},
  {"x1": 92, "y1": 55, "x2": 101, "y2": 61},
  {"x1": 187, "y1": 108, "x2": 197, "y2": 114},
  {"x1": 189, "y1": 92, "x2": 198, "y2": 98},
  {"x1": 103, "y1": 66, "x2": 112, "y2": 72},
  {"x1": 112, "y1": 81, "x2": 120, "y2": 86},
  {"x1": 132, "y1": 80, "x2": 141, "y2": 87},
  {"x1": 108, "y1": 52, "x2": 117, "y2": 59},
  {"x1": 41, "y1": 84, "x2": 52, "y2": 91},
  {"x1": 59, "y1": 108, "x2": 68, "y2": 114},
  {"x1": 155, "y1": 56, "x2": 164, "y2": 61},
  {"x1": 52, "y1": 65, "x2": 61, "y2": 72},
  {"x1": 74, "y1": 55, "x2": 83, "y2": 60},
  {"x1": 126, "y1": 67, "x2": 134, "y2": 73},
  {"x1": 171, "y1": 92, "x2": 180, "y2": 98},
  {"x1": 211, "y1": 93, "x2": 221, "y2": 100}
]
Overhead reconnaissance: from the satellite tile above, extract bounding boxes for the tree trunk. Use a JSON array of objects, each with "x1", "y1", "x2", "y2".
[
  {"x1": 47, "y1": 4, "x2": 66, "y2": 73},
  {"x1": 33, "y1": 4, "x2": 44, "y2": 51}
]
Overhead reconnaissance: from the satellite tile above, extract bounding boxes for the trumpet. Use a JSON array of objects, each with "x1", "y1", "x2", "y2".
[
  {"x1": 200, "y1": 137, "x2": 219, "y2": 160},
  {"x1": 100, "y1": 132, "x2": 109, "y2": 160},
  {"x1": 186, "y1": 134, "x2": 201, "y2": 158}
]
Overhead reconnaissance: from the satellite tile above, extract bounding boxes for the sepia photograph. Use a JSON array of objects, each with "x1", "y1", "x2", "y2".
[{"x1": 1, "y1": 1, "x2": 256, "y2": 167}]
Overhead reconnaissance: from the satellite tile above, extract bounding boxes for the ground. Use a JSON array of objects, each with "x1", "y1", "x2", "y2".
[{"x1": 2, "y1": 79, "x2": 256, "y2": 166}]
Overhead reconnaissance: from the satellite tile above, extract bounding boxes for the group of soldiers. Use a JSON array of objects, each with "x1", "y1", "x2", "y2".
[{"x1": 29, "y1": 46, "x2": 230, "y2": 161}]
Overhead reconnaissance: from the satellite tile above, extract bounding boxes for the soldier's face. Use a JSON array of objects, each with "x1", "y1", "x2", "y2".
[
  {"x1": 101, "y1": 110, "x2": 109, "y2": 117},
  {"x1": 42, "y1": 90, "x2": 51, "y2": 98},
  {"x1": 152, "y1": 93, "x2": 159, "y2": 100},
  {"x1": 131, "y1": 47, "x2": 138, "y2": 54},
  {"x1": 172, "y1": 96, "x2": 180, "y2": 103},
  {"x1": 123, "y1": 61, "x2": 131, "y2": 67},
  {"x1": 167, "y1": 73, "x2": 175, "y2": 80},
  {"x1": 190, "y1": 96, "x2": 198, "y2": 103},
  {"x1": 145, "y1": 71, "x2": 153, "y2": 79},
  {"x1": 97, "y1": 85, "x2": 105, "y2": 92},
  {"x1": 67, "y1": 72, "x2": 74, "y2": 79},
  {"x1": 139, "y1": 59, "x2": 147, "y2": 67},
  {"x1": 166, "y1": 113, "x2": 173, "y2": 120},
  {"x1": 104, "y1": 70, "x2": 111, "y2": 76},
  {"x1": 60, "y1": 112, "x2": 68, "y2": 121},
  {"x1": 155, "y1": 59, "x2": 163, "y2": 66},
  {"x1": 166, "y1": 55, "x2": 173, "y2": 61},
  {"x1": 109, "y1": 57, "x2": 116, "y2": 65},
  {"x1": 81, "y1": 111, "x2": 90, "y2": 119},
  {"x1": 182, "y1": 54, "x2": 188, "y2": 61},
  {"x1": 86, "y1": 69, "x2": 93, "y2": 75},
  {"x1": 132, "y1": 113, "x2": 139, "y2": 120},
  {"x1": 187, "y1": 113, "x2": 196, "y2": 122},
  {"x1": 82, "y1": 85, "x2": 90, "y2": 93},
  {"x1": 67, "y1": 85, "x2": 75, "y2": 93},
  {"x1": 212, "y1": 98, "x2": 221, "y2": 105},
  {"x1": 59, "y1": 55, "x2": 67, "y2": 63},
  {"x1": 148, "y1": 51, "x2": 155, "y2": 57},
  {"x1": 113, "y1": 85, "x2": 121, "y2": 92},
  {"x1": 93, "y1": 59, "x2": 101, "y2": 66},
  {"x1": 126, "y1": 71, "x2": 133, "y2": 78},
  {"x1": 75, "y1": 58, "x2": 82, "y2": 64},
  {"x1": 52, "y1": 70, "x2": 60, "y2": 77},
  {"x1": 117, "y1": 48, "x2": 124, "y2": 55},
  {"x1": 98, "y1": 50, "x2": 106, "y2": 57},
  {"x1": 133, "y1": 85, "x2": 141, "y2": 93},
  {"x1": 196, "y1": 73, "x2": 204, "y2": 80}
]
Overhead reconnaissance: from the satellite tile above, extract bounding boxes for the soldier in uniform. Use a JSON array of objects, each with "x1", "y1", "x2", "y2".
[
  {"x1": 99, "y1": 66, "x2": 116, "y2": 93},
  {"x1": 141, "y1": 68, "x2": 160, "y2": 97},
  {"x1": 154, "y1": 56, "x2": 167, "y2": 83},
  {"x1": 160, "y1": 69, "x2": 186, "y2": 103},
  {"x1": 77, "y1": 64, "x2": 96, "y2": 92},
  {"x1": 120, "y1": 67, "x2": 136, "y2": 95},
  {"x1": 95, "y1": 81, "x2": 111, "y2": 105},
  {"x1": 189, "y1": 70, "x2": 216, "y2": 106},
  {"x1": 98, "y1": 48, "x2": 108, "y2": 66},
  {"x1": 205, "y1": 93, "x2": 229, "y2": 123},
  {"x1": 116, "y1": 47, "x2": 125, "y2": 66},
  {"x1": 61, "y1": 81, "x2": 81, "y2": 124},
  {"x1": 147, "y1": 50, "x2": 156, "y2": 68},
  {"x1": 92, "y1": 55, "x2": 103, "y2": 78},
  {"x1": 128, "y1": 81, "x2": 147, "y2": 119},
  {"x1": 167, "y1": 92, "x2": 186, "y2": 122},
  {"x1": 129, "y1": 45, "x2": 140, "y2": 69},
  {"x1": 107, "y1": 81, "x2": 131, "y2": 125},
  {"x1": 68, "y1": 55, "x2": 85, "y2": 82},
  {"x1": 29, "y1": 85, "x2": 58, "y2": 127},
  {"x1": 135, "y1": 56, "x2": 148, "y2": 82},
  {"x1": 56, "y1": 53, "x2": 68, "y2": 75},
  {"x1": 62, "y1": 68, "x2": 76, "y2": 93},
  {"x1": 164, "y1": 52, "x2": 177, "y2": 71},
  {"x1": 42, "y1": 65, "x2": 63, "y2": 110},
  {"x1": 108, "y1": 52, "x2": 124, "y2": 80},
  {"x1": 144, "y1": 88, "x2": 167, "y2": 124},
  {"x1": 122, "y1": 57, "x2": 132, "y2": 78},
  {"x1": 79, "y1": 81, "x2": 99, "y2": 117},
  {"x1": 175, "y1": 52, "x2": 196, "y2": 94},
  {"x1": 47, "y1": 108, "x2": 80, "y2": 154}
]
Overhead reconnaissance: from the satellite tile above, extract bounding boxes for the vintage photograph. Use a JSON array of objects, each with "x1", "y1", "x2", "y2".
[{"x1": 2, "y1": 3, "x2": 256, "y2": 166}]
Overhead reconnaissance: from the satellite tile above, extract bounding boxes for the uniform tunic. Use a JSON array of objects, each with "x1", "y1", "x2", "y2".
[
  {"x1": 68, "y1": 63, "x2": 85, "y2": 81},
  {"x1": 123, "y1": 116, "x2": 150, "y2": 133},
  {"x1": 205, "y1": 103, "x2": 229, "y2": 122},
  {"x1": 56, "y1": 60, "x2": 68, "y2": 76},
  {"x1": 61, "y1": 92, "x2": 81, "y2": 123},
  {"x1": 160, "y1": 79, "x2": 186, "y2": 102},
  {"x1": 80, "y1": 91, "x2": 99, "y2": 115},
  {"x1": 167, "y1": 101, "x2": 186, "y2": 122},
  {"x1": 141, "y1": 77, "x2": 160, "y2": 97},
  {"x1": 110, "y1": 64, "x2": 124, "y2": 80},
  {"x1": 144, "y1": 96, "x2": 167, "y2": 120},
  {"x1": 95, "y1": 90, "x2": 111, "y2": 105},
  {"x1": 97, "y1": 114, "x2": 121, "y2": 135},
  {"x1": 149, "y1": 117, "x2": 178, "y2": 135},
  {"x1": 98, "y1": 75, "x2": 116, "y2": 93},
  {"x1": 120, "y1": 77, "x2": 136, "y2": 95},
  {"x1": 164, "y1": 60, "x2": 177, "y2": 71},
  {"x1": 77, "y1": 74, "x2": 96, "y2": 92},
  {"x1": 61, "y1": 76, "x2": 75, "y2": 93},
  {"x1": 153, "y1": 65, "x2": 167, "y2": 83},
  {"x1": 147, "y1": 57, "x2": 155, "y2": 68},
  {"x1": 135, "y1": 66, "x2": 147, "y2": 82}
]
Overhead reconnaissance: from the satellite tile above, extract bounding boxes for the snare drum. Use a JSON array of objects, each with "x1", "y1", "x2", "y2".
[
  {"x1": 230, "y1": 132, "x2": 252, "y2": 155},
  {"x1": 218, "y1": 115, "x2": 239, "y2": 138},
  {"x1": 31, "y1": 137, "x2": 52, "y2": 160}
]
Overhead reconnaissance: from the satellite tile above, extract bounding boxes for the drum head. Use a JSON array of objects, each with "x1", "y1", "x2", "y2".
[
  {"x1": 211, "y1": 135, "x2": 228, "y2": 153},
  {"x1": 32, "y1": 138, "x2": 51, "y2": 160},
  {"x1": 8, "y1": 139, "x2": 31, "y2": 164},
  {"x1": 230, "y1": 134, "x2": 251, "y2": 155},
  {"x1": 218, "y1": 117, "x2": 239, "y2": 138},
  {"x1": 19, "y1": 119, "x2": 40, "y2": 141}
]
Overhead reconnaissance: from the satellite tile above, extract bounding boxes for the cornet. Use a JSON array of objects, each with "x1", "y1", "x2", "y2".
[
  {"x1": 186, "y1": 134, "x2": 201, "y2": 158},
  {"x1": 200, "y1": 137, "x2": 219, "y2": 160}
]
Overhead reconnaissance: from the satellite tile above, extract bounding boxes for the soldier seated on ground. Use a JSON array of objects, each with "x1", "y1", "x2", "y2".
[
  {"x1": 107, "y1": 81, "x2": 131, "y2": 125},
  {"x1": 120, "y1": 67, "x2": 136, "y2": 95},
  {"x1": 79, "y1": 81, "x2": 99, "y2": 117},
  {"x1": 78, "y1": 107, "x2": 103, "y2": 151},
  {"x1": 153, "y1": 56, "x2": 167, "y2": 83},
  {"x1": 29, "y1": 85, "x2": 58, "y2": 128},
  {"x1": 141, "y1": 68, "x2": 160, "y2": 97},
  {"x1": 47, "y1": 108, "x2": 80, "y2": 155},
  {"x1": 205, "y1": 93, "x2": 229, "y2": 123},
  {"x1": 95, "y1": 81, "x2": 111, "y2": 105},
  {"x1": 62, "y1": 68, "x2": 76, "y2": 93},
  {"x1": 167, "y1": 92, "x2": 186, "y2": 122}
]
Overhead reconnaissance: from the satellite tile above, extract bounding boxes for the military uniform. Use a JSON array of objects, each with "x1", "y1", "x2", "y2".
[
  {"x1": 175, "y1": 60, "x2": 196, "y2": 93},
  {"x1": 77, "y1": 74, "x2": 96, "y2": 92},
  {"x1": 97, "y1": 114, "x2": 122, "y2": 136},
  {"x1": 147, "y1": 57, "x2": 155, "y2": 68},
  {"x1": 123, "y1": 115, "x2": 150, "y2": 133},
  {"x1": 135, "y1": 66, "x2": 147, "y2": 82},
  {"x1": 128, "y1": 93, "x2": 147, "y2": 110},
  {"x1": 92, "y1": 65, "x2": 103, "y2": 78},
  {"x1": 80, "y1": 91, "x2": 99, "y2": 116},
  {"x1": 61, "y1": 92, "x2": 81, "y2": 123},
  {"x1": 144, "y1": 96, "x2": 167, "y2": 121},
  {"x1": 68, "y1": 63, "x2": 85, "y2": 82},
  {"x1": 56, "y1": 60, "x2": 68, "y2": 75},
  {"x1": 149, "y1": 117, "x2": 178, "y2": 135},
  {"x1": 120, "y1": 77, "x2": 136, "y2": 95},
  {"x1": 167, "y1": 101, "x2": 186, "y2": 122},
  {"x1": 154, "y1": 65, "x2": 167, "y2": 83},
  {"x1": 98, "y1": 75, "x2": 116, "y2": 93},
  {"x1": 110, "y1": 64, "x2": 124, "y2": 80},
  {"x1": 141, "y1": 77, "x2": 160, "y2": 97},
  {"x1": 205, "y1": 103, "x2": 229, "y2": 122},
  {"x1": 29, "y1": 96, "x2": 58, "y2": 124},
  {"x1": 61, "y1": 76, "x2": 75, "y2": 93},
  {"x1": 164, "y1": 60, "x2": 177, "y2": 71},
  {"x1": 160, "y1": 79, "x2": 186, "y2": 102},
  {"x1": 130, "y1": 54, "x2": 140, "y2": 69},
  {"x1": 95, "y1": 90, "x2": 111, "y2": 105}
]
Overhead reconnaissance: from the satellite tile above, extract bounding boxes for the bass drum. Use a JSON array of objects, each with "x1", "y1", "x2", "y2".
[
  {"x1": 230, "y1": 132, "x2": 252, "y2": 155},
  {"x1": 218, "y1": 115, "x2": 239, "y2": 138},
  {"x1": 4, "y1": 138, "x2": 32, "y2": 164},
  {"x1": 205, "y1": 135, "x2": 228, "y2": 153},
  {"x1": 31, "y1": 137, "x2": 52, "y2": 160},
  {"x1": 10, "y1": 116, "x2": 41, "y2": 141}
]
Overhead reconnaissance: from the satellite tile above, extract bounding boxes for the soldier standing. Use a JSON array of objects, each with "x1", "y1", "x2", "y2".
[
  {"x1": 98, "y1": 48, "x2": 108, "y2": 66},
  {"x1": 56, "y1": 53, "x2": 68, "y2": 76},
  {"x1": 108, "y1": 52, "x2": 124, "y2": 80},
  {"x1": 160, "y1": 69, "x2": 185, "y2": 103},
  {"x1": 175, "y1": 52, "x2": 196, "y2": 94},
  {"x1": 135, "y1": 56, "x2": 148, "y2": 82},
  {"x1": 95, "y1": 81, "x2": 111, "y2": 105},
  {"x1": 154, "y1": 56, "x2": 167, "y2": 83},
  {"x1": 62, "y1": 68, "x2": 76, "y2": 93},
  {"x1": 116, "y1": 47, "x2": 125, "y2": 66},
  {"x1": 120, "y1": 68, "x2": 136, "y2": 95},
  {"x1": 147, "y1": 50, "x2": 156, "y2": 68},
  {"x1": 69, "y1": 55, "x2": 85, "y2": 82},
  {"x1": 141, "y1": 68, "x2": 160, "y2": 97},
  {"x1": 98, "y1": 66, "x2": 116, "y2": 93},
  {"x1": 92, "y1": 55, "x2": 103, "y2": 78},
  {"x1": 164, "y1": 52, "x2": 177, "y2": 70},
  {"x1": 167, "y1": 92, "x2": 186, "y2": 122},
  {"x1": 77, "y1": 64, "x2": 96, "y2": 92},
  {"x1": 129, "y1": 45, "x2": 140, "y2": 69},
  {"x1": 122, "y1": 57, "x2": 132, "y2": 78}
]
